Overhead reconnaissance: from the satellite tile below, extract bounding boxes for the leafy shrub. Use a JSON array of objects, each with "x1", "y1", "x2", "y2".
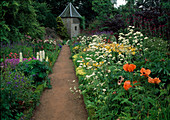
[
  {"x1": 17, "y1": 60, "x2": 51, "y2": 85},
  {"x1": 0, "y1": 66, "x2": 34, "y2": 120},
  {"x1": 143, "y1": 37, "x2": 169, "y2": 52},
  {"x1": 100, "y1": 15, "x2": 126, "y2": 33},
  {"x1": 0, "y1": 0, "x2": 45, "y2": 43},
  {"x1": 56, "y1": 17, "x2": 69, "y2": 40}
]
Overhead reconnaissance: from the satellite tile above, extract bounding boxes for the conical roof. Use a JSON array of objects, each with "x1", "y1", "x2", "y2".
[{"x1": 59, "y1": 2, "x2": 81, "y2": 18}]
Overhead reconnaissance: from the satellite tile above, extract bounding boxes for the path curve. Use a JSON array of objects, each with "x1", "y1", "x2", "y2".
[{"x1": 32, "y1": 45, "x2": 88, "y2": 120}]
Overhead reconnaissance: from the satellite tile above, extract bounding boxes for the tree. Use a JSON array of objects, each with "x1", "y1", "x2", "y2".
[
  {"x1": 0, "y1": 0, "x2": 44, "y2": 44},
  {"x1": 92, "y1": 0, "x2": 116, "y2": 20}
]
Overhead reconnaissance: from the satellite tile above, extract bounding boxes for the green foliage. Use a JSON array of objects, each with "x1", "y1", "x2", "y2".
[
  {"x1": 87, "y1": 19, "x2": 102, "y2": 31},
  {"x1": 0, "y1": 0, "x2": 45, "y2": 44},
  {"x1": 46, "y1": 45, "x2": 61, "y2": 67},
  {"x1": 0, "y1": 66, "x2": 34, "y2": 120},
  {"x1": 56, "y1": 17, "x2": 69, "y2": 39},
  {"x1": 143, "y1": 37, "x2": 169, "y2": 52},
  {"x1": 92, "y1": 0, "x2": 116, "y2": 20},
  {"x1": 33, "y1": 2, "x2": 58, "y2": 31},
  {"x1": 135, "y1": 51, "x2": 170, "y2": 85},
  {"x1": 0, "y1": 43, "x2": 34, "y2": 58},
  {"x1": 80, "y1": 16, "x2": 86, "y2": 30},
  {"x1": 16, "y1": 60, "x2": 51, "y2": 85}
]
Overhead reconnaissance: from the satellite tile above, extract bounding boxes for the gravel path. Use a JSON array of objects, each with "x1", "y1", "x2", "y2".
[{"x1": 31, "y1": 45, "x2": 88, "y2": 120}]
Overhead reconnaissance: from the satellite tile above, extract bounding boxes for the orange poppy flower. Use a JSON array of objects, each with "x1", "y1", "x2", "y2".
[
  {"x1": 154, "y1": 78, "x2": 161, "y2": 84},
  {"x1": 123, "y1": 64, "x2": 136, "y2": 72},
  {"x1": 148, "y1": 77, "x2": 155, "y2": 83},
  {"x1": 148, "y1": 77, "x2": 161, "y2": 84},
  {"x1": 140, "y1": 68, "x2": 151, "y2": 77},
  {"x1": 123, "y1": 80, "x2": 132, "y2": 91}
]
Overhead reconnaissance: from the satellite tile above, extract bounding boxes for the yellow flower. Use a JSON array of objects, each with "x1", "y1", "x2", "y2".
[
  {"x1": 72, "y1": 54, "x2": 78, "y2": 59},
  {"x1": 86, "y1": 62, "x2": 89, "y2": 65},
  {"x1": 132, "y1": 51, "x2": 135, "y2": 55},
  {"x1": 131, "y1": 48, "x2": 136, "y2": 51},
  {"x1": 76, "y1": 67, "x2": 86, "y2": 76}
]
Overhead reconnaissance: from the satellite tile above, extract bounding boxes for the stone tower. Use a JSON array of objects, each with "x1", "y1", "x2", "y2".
[{"x1": 59, "y1": 3, "x2": 81, "y2": 38}]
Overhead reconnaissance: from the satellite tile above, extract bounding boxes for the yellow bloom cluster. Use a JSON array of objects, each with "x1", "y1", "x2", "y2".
[
  {"x1": 76, "y1": 67, "x2": 86, "y2": 76},
  {"x1": 86, "y1": 43, "x2": 136, "y2": 55},
  {"x1": 73, "y1": 46, "x2": 79, "y2": 50}
]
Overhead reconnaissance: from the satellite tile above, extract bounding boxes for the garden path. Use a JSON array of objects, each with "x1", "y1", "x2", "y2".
[{"x1": 32, "y1": 45, "x2": 88, "y2": 120}]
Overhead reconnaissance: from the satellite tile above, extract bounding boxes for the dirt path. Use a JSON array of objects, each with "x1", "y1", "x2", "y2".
[{"x1": 31, "y1": 45, "x2": 88, "y2": 120}]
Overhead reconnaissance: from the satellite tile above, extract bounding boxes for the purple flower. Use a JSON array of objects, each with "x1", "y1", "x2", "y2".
[
  {"x1": 7, "y1": 82, "x2": 11, "y2": 84},
  {"x1": 32, "y1": 74, "x2": 36, "y2": 77},
  {"x1": 58, "y1": 44, "x2": 62, "y2": 48},
  {"x1": 1, "y1": 58, "x2": 34, "y2": 68}
]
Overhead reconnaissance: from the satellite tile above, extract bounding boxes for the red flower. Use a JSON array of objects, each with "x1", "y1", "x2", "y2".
[
  {"x1": 123, "y1": 64, "x2": 136, "y2": 72},
  {"x1": 123, "y1": 80, "x2": 132, "y2": 91}
]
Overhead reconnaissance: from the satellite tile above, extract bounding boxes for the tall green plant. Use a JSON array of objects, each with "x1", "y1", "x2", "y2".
[{"x1": 56, "y1": 17, "x2": 69, "y2": 39}]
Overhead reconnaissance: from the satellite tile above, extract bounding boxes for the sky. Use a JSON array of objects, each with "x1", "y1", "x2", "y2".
[{"x1": 116, "y1": 0, "x2": 127, "y2": 8}]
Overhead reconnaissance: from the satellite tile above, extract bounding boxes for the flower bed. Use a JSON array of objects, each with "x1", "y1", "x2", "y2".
[
  {"x1": 0, "y1": 39, "x2": 62, "y2": 120},
  {"x1": 69, "y1": 27, "x2": 169, "y2": 119}
]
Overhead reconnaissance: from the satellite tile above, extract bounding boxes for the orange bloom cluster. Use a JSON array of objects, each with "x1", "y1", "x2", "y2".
[
  {"x1": 140, "y1": 68, "x2": 151, "y2": 77},
  {"x1": 123, "y1": 64, "x2": 136, "y2": 72},
  {"x1": 122, "y1": 64, "x2": 161, "y2": 91},
  {"x1": 140, "y1": 67, "x2": 161, "y2": 84},
  {"x1": 123, "y1": 80, "x2": 140, "y2": 90},
  {"x1": 148, "y1": 77, "x2": 161, "y2": 84},
  {"x1": 123, "y1": 80, "x2": 132, "y2": 90}
]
